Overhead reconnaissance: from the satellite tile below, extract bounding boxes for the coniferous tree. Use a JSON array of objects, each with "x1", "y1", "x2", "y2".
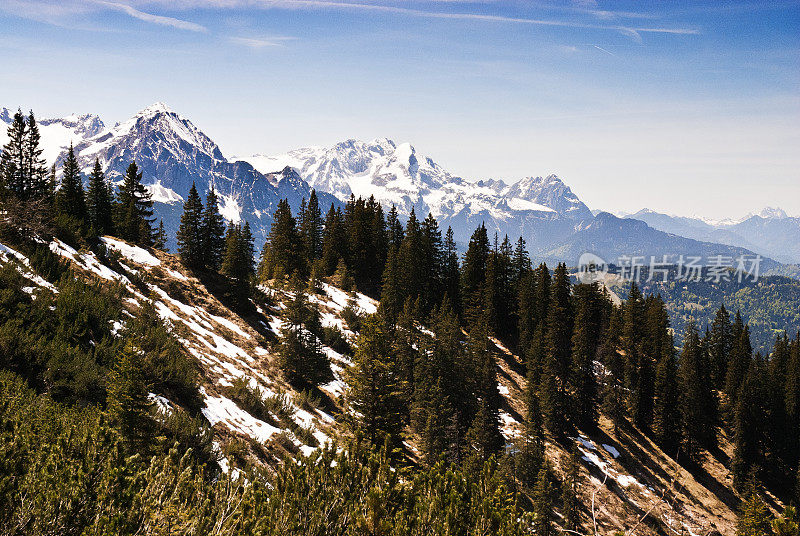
[
  {"x1": 736, "y1": 474, "x2": 773, "y2": 536},
  {"x1": 570, "y1": 283, "x2": 603, "y2": 429},
  {"x1": 114, "y1": 161, "x2": 154, "y2": 246},
  {"x1": 461, "y1": 223, "x2": 489, "y2": 323},
  {"x1": 652, "y1": 350, "x2": 681, "y2": 455},
  {"x1": 346, "y1": 314, "x2": 404, "y2": 446},
  {"x1": 442, "y1": 226, "x2": 461, "y2": 313},
  {"x1": 732, "y1": 361, "x2": 767, "y2": 489},
  {"x1": 519, "y1": 365, "x2": 545, "y2": 488},
  {"x1": 532, "y1": 465, "x2": 554, "y2": 536},
  {"x1": 107, "y1": 341, "x2": 153, "y2": 444},
  {"x1": 679, "y1": 323, "x2": 717, "y2": 463},
  {"x1": 709, "y1": 305, "x2": 733, "y2": 389},
  {"x1": 23, "y1": 112, "x2": 49, "y2": 201},
  {"x1": 153, "y1": 219, "x2": 167, "y2": 250},
  {"x1": 55, "y1": 143, "x2": 86, "y2": 225},
  {"x1": 321, "y1": 204, "x2": 347, "y2": 276},
  {"x1": 541, "y1": 263, "x2": 573, "y2": 436},
  {"x1": 0, "y1": 109, "x2": 27, "y2": 199},
  {"x1": 201, "y1": 186, "x2": 226, "y2": 271},
  {"x1": 176, "y1": 183, "x2": 204, "y2": 269},
  {"x1": 0, "y1": 109, "x2": 48, "y2": 202},
  {"x1": 86, "y1": 159, "x2": 113, "y2": 236},
  {"x1": 465, "y1": 319, "x2": 504, "y2": 460},
  {"x1": 561, "y1": 445, "x2": 581, "y2": 533},
  {"x1": 301, "y1": 189, "x2": 323, "y2": 266},
  {"x1": 726, "y1": 313, "x2": 753, "y2": 410},
  {"x1": 260, "y1": 199, "x2": 304, "y2": 281},
  {"x1": 277, "y1": 276, "x2": 331, "y2": 388}
]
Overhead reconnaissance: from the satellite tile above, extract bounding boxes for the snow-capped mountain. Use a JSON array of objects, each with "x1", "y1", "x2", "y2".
[
  {"x1": 2, "y1": 103, "x2": 340, "y2": 251},
  {"x1": 0, "y1": 107, "x2": 104, "y2": 165},
  {"x1": 2, "y1": 102, "x2": 795, "y2": 271},
  {"x1": 238, "y1": 138, "x2": 592, "y2": 247}
]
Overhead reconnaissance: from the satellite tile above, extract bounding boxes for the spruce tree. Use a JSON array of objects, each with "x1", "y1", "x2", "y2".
[
  {"x1": 114, "y1": 161, "x2": 154, "y2": 246},
  {"x1": 0, "y1": 109, "x2": 48, "y2": 202},
  {"x1": 346, "y1": 314, "x2": 404, "y2": 446},
  {"x1": 732, "y1": 361, "x2": 767, "y2": 489},
  {"x1": 153, "y1": 219, "x2": 167, "y2": 250},
  {"x1": 460, "y1": 223, "x2": 489, "y2": 323},
  {"x1": 201, "y1": 186, "x2": 226, "y2": 271},
  {"x1": 301, "y1": 189, "x2": 323, "y2": 266},
  {"x1": 532, "y1": 465, "x2": 554, "y2": 536},
  {"x1": 570, "y1": 284, "x2": 600, "y2": 429},
  {"x1": 561, "y1": 445, "x2": 581, "y2": 532},
  {"x1": 176, "y1": 183, "x2": 204, "y2": 269},
  {"x1": 736, "y1": 474, "x2": 773, "y2": 536},
  {"x1": 679, "y1": 323, "x2": 717, "y2": 462},
  {"x1": 709, "y1": 305, "x2": 733, "y2": 389},
  {"x1": 24, "y1": 112, "x2": 49, "y2": 201},
  {"x1": 260, "y1": 199, "x2": 304, "y2": 281},
  {"x1": 277, "y1": 277, "x2": 332, "y2": 388},
  {"x1": 107, "y1": 341, "x2": 153, "y2": 444},
  {"x1": 55, "y1": 143, "x2": 86, "y2": 225},
  {"x1": 652, "y1": 351, "x2": 681, "y2": 455},
  {"x1": 541, "y1": 263, "x2": 573, "y2": 436},
  {"x1": 0, "y1": 109, "x2": 27, "y2": 199},
  {"x1": 86, "y1": 158, "x2": 113, "y2": 236}
]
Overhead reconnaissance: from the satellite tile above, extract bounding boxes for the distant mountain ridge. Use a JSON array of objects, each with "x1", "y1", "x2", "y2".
[{"x1": 624, "y1": 208, "x2": 800, "y2": 265}]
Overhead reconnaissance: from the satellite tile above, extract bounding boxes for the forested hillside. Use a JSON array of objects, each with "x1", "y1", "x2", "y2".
[{"x1": 1, "y1": 110, "x2": 799, "y2": 535}]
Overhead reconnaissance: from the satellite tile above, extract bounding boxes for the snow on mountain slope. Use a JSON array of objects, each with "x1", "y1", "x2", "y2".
[
  {"x1": 0, "y1": 107, "x2": 105, "y2": 165},
  {"x1": 238, "y1": 138, "x2": 591, "y2": 247}
]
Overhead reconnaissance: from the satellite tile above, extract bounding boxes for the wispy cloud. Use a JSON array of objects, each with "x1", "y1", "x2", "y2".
[
  {"x1": 229, "y1": 35, "x2": 295, "y2": 48},
  {"x1": 246, "y1": 0, "x2": 698, "y2": 36},
  {"x1": 97, "y1": 1, "x2": 207, "y2": 32}
]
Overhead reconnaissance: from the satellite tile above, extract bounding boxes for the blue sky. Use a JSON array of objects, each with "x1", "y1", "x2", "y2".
[{"x1": 1, "y1": 0, "x2": 798, "y2": 219}]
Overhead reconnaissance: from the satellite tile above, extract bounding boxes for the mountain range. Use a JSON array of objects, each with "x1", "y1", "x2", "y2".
[
  {"x1": 1, "y1": 103, "x2": 797, "y2": 275},
  {"x1": 621, "y1": 208, "x2": 800, "y2": 265}
]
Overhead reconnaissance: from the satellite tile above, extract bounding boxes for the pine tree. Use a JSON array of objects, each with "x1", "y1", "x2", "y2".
[
  {"x1": 541, "y1": 263, "x2": 573, "y2": 436},
  {"x1": 55, "y1": 143, "x2": 86, "y2": 224},
  {"x1": 176, "y1": 183, "x2": 204, "y2": 269},
  {"x1": 679, "y1": 323, "x2": 717, "y2": 463},
  {"x1": 532, "y1": 465, "x2": 554, "y2": 536},
  {"x1": 201, "y1": 186, "x2": 226, "y2": 271},
  {"x1": 0, "y1": 110, "x2": 48, "y2": 202},
  {"x1": 346, "y1": 315, "x2": 404, "y2": 446},
  {"x1": 86, "y1": 159, "x2": 113, "y2": 236},
  {"x1": 460, "y1": 223, "x2": 489, "y2": 323},
  {"x1": 561, "y1": 445, "x2": 581, "y2": 532},
  {"x1": 301, "y1": 189, "x2": 323, "y2": 266},
  {"x1": 652, "y1": 351, "x2": 681, "y2": 455},
  {"x1": 22, "y1": 111, "x2": 49, "y2": 201},
  {"x1": 736, "y1": 474, "x2": 773, "y2": 536},
  {"x1": 221, "y1": 223, "x2": 254, "y2": 289},
  {"x1": 465, "y1": 319, "x2": 504, "y2": 460},
  {"x1": 260, "y1": 199, "x2": 304, "y2": 281},
  {"x1": 277, "y1": 277, "x2": 332, "y2": 388},
  {"x1": 732, "y1": 361, "x2": 767, "y2": 489},
  {"x1": 519, "y1": 366, "x2": 545, "y2": 488},
  {"x1": 107, "y1": 341, "x2": 153, "y2": 444},
  {"x1": 570, "y1": 284, "x2": 601, "y2": 429},
  {"x1": 114, "y1": 161, "x2": 154, "y2": 246},
  {"x1": 153, "y1": 220, "x2": 167, "y2": 250},
  {"x1": 0, "y1": 109, "x2": 27, "y2": 199},
  {"x1": 709, "y1": 305, "x2": 733, "y2": 389}
]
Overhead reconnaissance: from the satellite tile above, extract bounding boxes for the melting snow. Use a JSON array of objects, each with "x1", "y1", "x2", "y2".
[
  {"x1": 201, "y1": 389, "x2": 281, "y2": 443},
  {"x1": 101, "y1": 237, "x2": 161, "y2": 266}
]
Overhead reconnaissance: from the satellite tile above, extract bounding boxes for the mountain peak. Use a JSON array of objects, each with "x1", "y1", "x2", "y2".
[
  {"x1": 137, "y1": 101, "x2": 174, "y2": 117},
  {"x1": 759, "y1": 206, "x2": 788, "y2": 219}
]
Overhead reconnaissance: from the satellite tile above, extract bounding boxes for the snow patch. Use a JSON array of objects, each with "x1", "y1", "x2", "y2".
[{"x1": 101, "y1": 237, "x2": 161, "y2": 266}]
